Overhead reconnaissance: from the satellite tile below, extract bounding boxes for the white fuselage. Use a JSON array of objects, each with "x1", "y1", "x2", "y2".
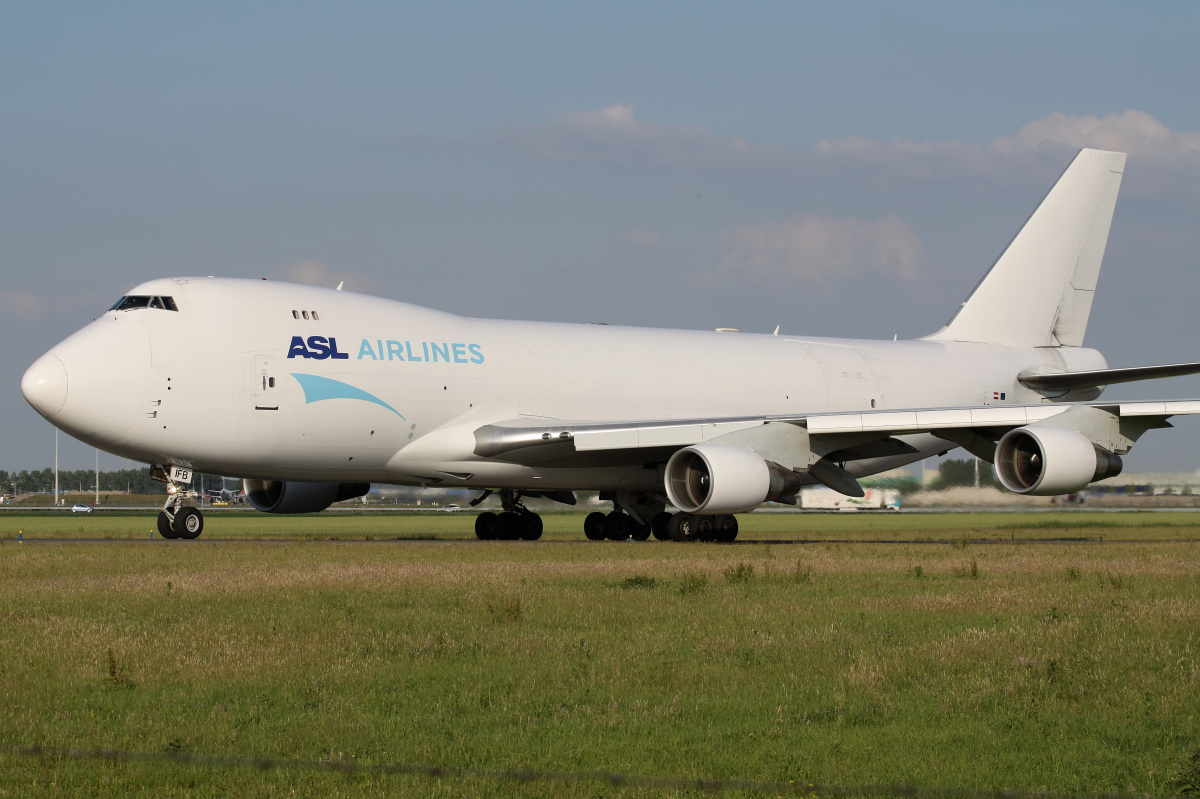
[{"x1": 28, "y1": 277, "x2": 1107, "y2": 490}]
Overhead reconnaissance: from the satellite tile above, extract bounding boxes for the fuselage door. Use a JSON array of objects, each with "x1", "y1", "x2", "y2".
[{"x1": 252, "y1": 355, "x2": 279, "y2": 410}]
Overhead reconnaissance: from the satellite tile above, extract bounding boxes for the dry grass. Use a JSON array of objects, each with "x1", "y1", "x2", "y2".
[{"x1": 1, "y1": 529, "x2": 1199, "y2": 797}]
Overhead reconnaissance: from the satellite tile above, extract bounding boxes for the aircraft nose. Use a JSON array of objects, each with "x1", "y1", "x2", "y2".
[{"x1": 22, "y1": 353, "x2": 68, "y2": 418}]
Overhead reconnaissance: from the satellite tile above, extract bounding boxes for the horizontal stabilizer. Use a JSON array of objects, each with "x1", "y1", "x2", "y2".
[{"x1": 1018, "y1": 361, "x2": 1200, "y2": 391}]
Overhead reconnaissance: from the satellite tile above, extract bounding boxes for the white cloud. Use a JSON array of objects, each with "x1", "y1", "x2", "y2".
[
  {"x1": 0, "y1": 290, "x2": 44, "y2": 320},
  {"x1": 992, "y1": 110, "x2": 1200, "y2": 159},
  {"x1": 268, "y1": 260, "x2": 371, "y2": 293},
  {"x1": 719, "y1": 214, "x2": 924, "y2": 284},
  {"x1": 478, "y1": 106, "x2": 1200, "y2": 205},
  {"x1": 813, "y1": 110, "x2": 1200, "y2": 202},
  {"x1": 480, "y1": 103, "x2": 786, "y2": 173},
  {"x1": 819, "y1": 110, "x2": 1200, "y2": 164},
  {"x1": 626, "y1": 229, "x2": 663, "y2": 248}
]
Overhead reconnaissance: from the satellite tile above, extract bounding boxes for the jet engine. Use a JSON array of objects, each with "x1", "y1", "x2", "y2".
[
  {"x1": 243, "y1": 479, "x2": 371, "y2": 513},
  {"x1": 994, "y1": 426, "x2": 1122, "y2": 496},
  {"x1": 665, "y1": 443, "x2": 801, "y2": 514}
]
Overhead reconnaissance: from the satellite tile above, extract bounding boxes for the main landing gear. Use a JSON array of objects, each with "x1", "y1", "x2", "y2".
[
  {"x1": 664, "y1": 512, "x2": 738, "y2": 543},
  {"x1": 155, "y1": 467, "x2": 204, "y2": 540},
  {"x1": 474, "y1": 489, "x2": 543, "y2": 541},
  {"x1": 585, "y1": 491, "x2": 739, "y2": 543},
  {"x1": 468, "y1": 488, "x2": 740, "y2": 543},
  {"x1": 584, "y1": 510, "x2": 738, "y2": 542},
  {"x1": 583, "y1": 510, "x2": 652, "y2": 541}
]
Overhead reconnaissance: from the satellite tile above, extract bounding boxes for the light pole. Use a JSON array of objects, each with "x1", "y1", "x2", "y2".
[
  {"x1": 54, "y1": 429, "x2": 59, "y2": 506},
  {"x1": 95, "y1": 448, "x2": 100, "y2": 505}
]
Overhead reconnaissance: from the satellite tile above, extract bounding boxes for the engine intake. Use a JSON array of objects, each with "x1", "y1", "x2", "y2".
[
  {"x1": 665, "y1": 443, "x2": 801, "y2": 514},
  {"x1": 243, "y1": 480, "x2": 370, "y2": 513},
  {"x1": 994, "y1": 426, "x2": 1122, "y2": 496}
]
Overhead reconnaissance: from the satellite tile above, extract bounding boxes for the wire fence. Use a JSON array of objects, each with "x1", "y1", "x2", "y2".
[{"x1": 0, "y1": 743, "x2": 1175, "y2": 799}]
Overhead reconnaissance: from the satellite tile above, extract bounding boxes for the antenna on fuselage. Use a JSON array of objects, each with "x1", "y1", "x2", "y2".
[{"x1": 336, "y1": 281, "x2": 344, "y2": 291}]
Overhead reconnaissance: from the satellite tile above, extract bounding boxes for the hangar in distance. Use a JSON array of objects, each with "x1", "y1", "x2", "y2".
[{"x1": 20, "y1": 148, "x2": 1200, "y2": 541}]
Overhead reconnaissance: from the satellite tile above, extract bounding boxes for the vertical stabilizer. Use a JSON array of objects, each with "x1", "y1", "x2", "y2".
[{"x1": 927, "y1": 148, "x2": 1125, "y2": 348}]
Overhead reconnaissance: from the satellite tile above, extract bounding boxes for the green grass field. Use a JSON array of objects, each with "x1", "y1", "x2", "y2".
[
  {"x1": 1, "y1": 512, "x2": 1199, "y2": 797},
  {"x1": 5, "y1": 508, "x2": 1200, "y2": 542}
]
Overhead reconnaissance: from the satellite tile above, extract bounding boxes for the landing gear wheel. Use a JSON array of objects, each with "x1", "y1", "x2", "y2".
[
  {"x1": 496, "y1": 511, "x2": 521, "y2": 540},
  {"x1": 604, "y1": 511, "x2": 631, "y2": 540},
  {"x1": 714, "y1": 514, "x2": 739, "y2": 542},
  {"x1": 174, "y1": 507, "x2": 203, "y2": 539},
  {"x1": 693, "y1": 515, "x2": 715, "y2": 542},
  {"x1": 651, "y1": 512, "x2": 672, "y2": 541},
  {"x1": 630, "y1": 521, "x2": 651, "y2": 541},
  {"x1": 584, "y1": 511, "x2": 607, "y2": 541},
  {"x1": 519, "y1": 512, "x2": 543, "y2": 541},
  {"x1": 157, "y1": 511, "x2": 179, "y2": 540},
  {"x1": 475, "y1": 511, "x2": 497, "y2": 540},
  {"x1": 668, "y1": 513, "x2": 697, "y2": 542}
]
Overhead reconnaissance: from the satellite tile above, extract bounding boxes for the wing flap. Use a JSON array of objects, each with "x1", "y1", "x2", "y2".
[{"x1": 1120, "y1": 399, "x2": 1200, "y2": 416}]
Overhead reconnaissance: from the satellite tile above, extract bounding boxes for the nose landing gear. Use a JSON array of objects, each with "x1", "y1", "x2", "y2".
[{"x1": 155, "y1": 466, "x2": 204, "y2": 540}]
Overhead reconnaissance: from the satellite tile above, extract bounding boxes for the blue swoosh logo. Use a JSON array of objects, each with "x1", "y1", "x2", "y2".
[{"x1": 290, "y1": 373, "x2": 405, "y2": 418}]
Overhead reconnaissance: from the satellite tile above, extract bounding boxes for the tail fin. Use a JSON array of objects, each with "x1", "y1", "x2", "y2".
[{"x1": 926, "y1": 148, "x2": 1126, "y2": 348}]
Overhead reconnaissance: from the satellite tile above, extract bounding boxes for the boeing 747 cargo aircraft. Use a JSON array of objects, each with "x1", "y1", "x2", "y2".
[{"x1": 20, "y1": 148, "x2": 1200, "y2": 540}]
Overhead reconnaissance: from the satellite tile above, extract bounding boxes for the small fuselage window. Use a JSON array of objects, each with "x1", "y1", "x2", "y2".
[{"x1": 109, "y1": 295, "x2": 178, "y2": 312}]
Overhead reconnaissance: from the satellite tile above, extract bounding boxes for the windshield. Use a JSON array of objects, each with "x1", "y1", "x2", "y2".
[{"x1": 109, "y1": 295, "x2": 178, "y2": 312}]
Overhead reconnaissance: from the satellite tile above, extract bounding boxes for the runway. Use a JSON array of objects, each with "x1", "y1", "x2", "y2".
[{"x1": 1, "y1": 536, "x2": 1123, "y2": 545}]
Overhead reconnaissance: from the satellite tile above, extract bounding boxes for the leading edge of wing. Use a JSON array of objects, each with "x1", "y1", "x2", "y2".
[{"x1": 472, "y1": 399, "x2": 1200, "y2": 458}]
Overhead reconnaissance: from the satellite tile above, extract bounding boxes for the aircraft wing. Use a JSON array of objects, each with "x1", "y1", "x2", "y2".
[{"x1": 473, "y1": 399, "x2": 1200, "y2": 465}]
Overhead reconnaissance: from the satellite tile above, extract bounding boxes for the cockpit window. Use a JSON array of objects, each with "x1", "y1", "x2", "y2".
[
  {"x1": 109, "y1": 295, "x2": 178, "y2": 312},
  {"x1": 111, "y1": 296, "x2": 150, "y2": 311}
]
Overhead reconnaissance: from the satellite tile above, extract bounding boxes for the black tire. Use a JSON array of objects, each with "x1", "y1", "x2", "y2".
[
  {"x1": 668, "y1": 512, "x2": 697, "y2": 542},
  {"x1": 715, "y1": 514, "x2": 739, "y2": 542},
  {"x1": 175, "y1": 507, "x2": 203, "y2": 539},
  {"x1": 157, "y1": 510, "x2": 179, "y2": 539},
  {"x1": 584, "y1": 511, "x2": 607, "y2": 541},
  {"x1": 694, "y1": 515, "x2": 715, "y2": 542},
  {"x1": 475, "y1": 511, "x2": 497, "y2": 540},
  {"x1": 519, "y1": 512, "x2": 543, "y2": 541},
  {"x1": 651, "y1": 512, "x2": 672, "y2": 541},
  {"x1": 604, "y1": 511, "x2": 630, "y2": 541},
  {"x1": 496, "y1": 511, "x2": 521, "y2": 540},
  {"x1": 630, "y1": 520, "x2": 651, "y2": 541}
]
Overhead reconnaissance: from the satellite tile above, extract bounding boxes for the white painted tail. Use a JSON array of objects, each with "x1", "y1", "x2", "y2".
[{"x1": 927, "y1": 148, "x2": 1126, "y2": 348}]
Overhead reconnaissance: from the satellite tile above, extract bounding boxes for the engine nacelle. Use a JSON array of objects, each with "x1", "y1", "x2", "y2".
[
  {"x1": 994, "y1": 426, "x2": 1122, "y2": 496},
  {"x1": 243, "y1": 480, "x2": 371, "y2": 513},
  {"x1": 665, "y1": 443, "x2": 800, "y2": 514}
]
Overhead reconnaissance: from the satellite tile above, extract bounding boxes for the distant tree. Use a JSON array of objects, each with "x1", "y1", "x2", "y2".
[
  {"x1": 933, "y1": 458, "x2": 996, "y2": 489},
  {"x1": 861, "y1": 476, "x2": 921, "y2": 494},
  {"x1": 4, "y1": 466, "x2": 167, "y2": 495}
]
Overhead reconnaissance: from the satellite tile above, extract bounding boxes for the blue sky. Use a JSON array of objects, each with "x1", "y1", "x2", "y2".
[{"x1": 4, "y1": 2, "x2": 1200, "y2": 473}]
